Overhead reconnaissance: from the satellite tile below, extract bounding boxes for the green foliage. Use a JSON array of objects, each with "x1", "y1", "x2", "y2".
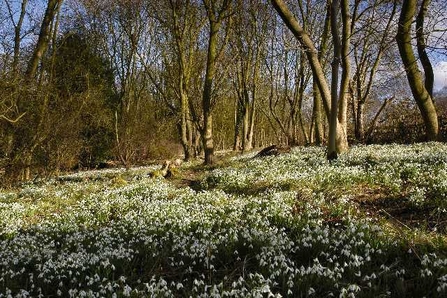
[{"x1": 53, "y1": 32, "x2": 116, "y2": 168}]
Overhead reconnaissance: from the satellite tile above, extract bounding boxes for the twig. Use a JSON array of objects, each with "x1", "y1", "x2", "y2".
[
  {"x1": 380, "y1": 208, "x2": 421, "y2": 261},
  {"x1": 0, "y1": 112, "x2": 27, "y2": 123}
]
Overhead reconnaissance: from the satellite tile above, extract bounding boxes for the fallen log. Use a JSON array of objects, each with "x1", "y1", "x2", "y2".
[{"x1": 254, "y1": 144, "x2": 291, "y2": 158}]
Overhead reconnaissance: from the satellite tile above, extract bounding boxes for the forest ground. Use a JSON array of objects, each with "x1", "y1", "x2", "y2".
[{"x1": 1, "y1": 143, "x2": 447, "y2": 297}]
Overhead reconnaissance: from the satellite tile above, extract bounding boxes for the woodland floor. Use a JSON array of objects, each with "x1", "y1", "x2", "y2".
[{"x1": 1, "y1": 143, "x2": 447, "y2": 297}]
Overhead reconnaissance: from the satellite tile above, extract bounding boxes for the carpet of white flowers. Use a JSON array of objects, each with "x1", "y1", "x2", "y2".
[{"x1": 1, "y1": 143, "x2": 447, "y2": 297}]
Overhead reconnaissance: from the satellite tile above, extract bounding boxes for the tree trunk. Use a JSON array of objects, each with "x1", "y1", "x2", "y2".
[
  {"x1": 328, "y1": 0, "x2": 341, "y2": 160},
  {"x1": 26, "y1": 0, "x2": 63, "y2": 79},
  {"x1": 312, "y1": 81, "x2": 324, "y2": 145},
  {"x1": 242, "y1": 101, "x2": 251, "y2": 151},
  {"x1": 233, "y1": 96, "x2": 243, "y2": 151},
  {"x1": 203, "y1": 112, "x2": 214, "y2": 164},
  {"x1": 246, "y1": 105, "x2": 255, "y2": 150},
  {"x1": 311, "y1": 4, "x2": 330, "y2": 146},
  {"x1": 338, "y1": 0, "x2": 352, "y2": 135},
  {"x1": 202, "y1": 20, "x2": 218, "y2": 165},
  {"x1": 10, "y1": 0, "x2": 29, "y2": 76},
  {"x1": 180, "y1": 89, "x2": 192, "y2": 161},
  {"x1": 416, "y1": 0, "x2": 434, "y2": 98},
  {"x1": 396, "y1": 0, "x2": 438, "y2": 140},
  {"x1": 355, "y1": 100, "x2": 365, "y2": 141}
]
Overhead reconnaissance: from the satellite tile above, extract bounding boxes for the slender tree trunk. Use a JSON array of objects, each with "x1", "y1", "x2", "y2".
[
  {"x1": 201, "y1": 0, "x2": 232, "y2": 164},
  {"x1": 338, "y1": 0, "x2": 351, "y2": 134},
  {"x1": 312, "y1": 81, "x2": 324, "y2": 144},
  {"x1": 242, "y1": 105, "x2": 250, "y2": 151},
  {"x1": 356, "y1": 100, "x2": 365, "y2": 141},
  {"x1": 202, "y1": 21, "x2": 218, "y2": 165},
  {"x1": 203, "y1": 112, "x2": 214, "y2": 164},
  {"x1": 180, "y1": 88, "x2": 192, "y2": 161},
  {"x1": 26, "y1": 0, "x2": 63, "y2": 79},
  {"x1": 298, "y1": 109, "x2": 309, "y2": 144},
  {"x1": 328, "y1": 0, "x2": 341, "y2": 160},
  {"x1": 416, "y1": 0, "x2": 434, "y2": 98},
  {"x1": 246, "y1": 105, "x2": 255, "y2": 150},
  {"x1": 396, "y1": 0, "x2": 438, "y2": 140},
  {"x1": 233, "y1": 96, "x2": 243, "y2": 151},
  {"x1": 10, "y1": 0, "x2": 29, "y2": 76},
  {"x1": 312, "y1": 4, "x2": 330, "y2": 146},
  {"x1": 245, "y1": 46, "x2": 261, "y2": 151}
]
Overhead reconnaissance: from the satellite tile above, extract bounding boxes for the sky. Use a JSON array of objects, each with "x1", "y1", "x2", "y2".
[{"x1": 434, "y1": 61, "x2": 447, "y2": 91}]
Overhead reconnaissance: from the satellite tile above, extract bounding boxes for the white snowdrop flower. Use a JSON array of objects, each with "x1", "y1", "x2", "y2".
[
  {"x1": 348, "y1": 284, "x2": 360, "y2": 292},
  {"x1": 123, "y1": 285, "x2": 132, "y2": 296},
  {"x1": 421, "y1": 254, "x2": 431, "y2": 266},
  {"x1": 421, "y1": 268, "x2": 433, "y2": 277}
]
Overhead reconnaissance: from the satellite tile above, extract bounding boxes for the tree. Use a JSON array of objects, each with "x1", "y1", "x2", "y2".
[
  {"x1": 271, "y1": 0, "x2": 349, "y2": 158},
  {"x1": 152, "y1": 0, "x2": 204, "y2": 161},
  {"x1": 310, "y1": 1, "x2": 331, "y2": 145},
  {"x1": 396, "y1": 0, "x2": 439, "y2": 140},
  {"x1": 52, "y1": 33, "x2": 115, "y2": 167},
  {"x1": 328, "y1": 0, "x2": 342, "y2": 160},
  {"x1": 266, "y1": 30, "x2": 312, "y2": 146},
  {"x1": 231, "y1": 0, "x2": 270, "y2": 151},
  {"x1": 350, "y1": 0, "x2": 398, "y2": 142},
  {"x1": 1, "y1": 0, "x2": 64, "y2": 182},
  {"x1": 201, "y1": 0, "x2": 233, "y2": 164},
  {"x1": 82, "y1": 0, "x2": 169, "y2": 167}
]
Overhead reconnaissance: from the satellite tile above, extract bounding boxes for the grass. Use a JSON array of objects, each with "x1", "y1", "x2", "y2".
[{"x1": 1, "y1": 143, "x2": 447, "y2": 297}]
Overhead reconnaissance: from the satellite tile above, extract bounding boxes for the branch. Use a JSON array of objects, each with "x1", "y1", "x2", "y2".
[{"x1": 0, "y1": 112, "x2": 27, "y2": 123}]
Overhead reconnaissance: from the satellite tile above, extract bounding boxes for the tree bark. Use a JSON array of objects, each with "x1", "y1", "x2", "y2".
[
  {"x1": 338, "y1": 0, "x2": 352, "y2": 134},
  {"x1": 202, "y1": 4, "x2": 219, "y2": 165},
  {"x1": 7, "y1": 0, "x2": 29, "y2": 77},
  {"x1": 312, "y1": 80, "x2": 324, "y2": 145},
  {"x1": 233, "y1": 95, "x2": 243, "y2": 151},
  {"x1": 356, "y1": 100, "x2": 365, "y2": 141},
  {"x1": 26, "y1": 0, "x2": 63, "y2": 79},
  {"x1": 396, "y1": 0, "x2": 438, "y2": 140},
  {"x1": 201, "y1": 0, "x2": 232, "y2": 164},
  {"x1": 328, "y1": 0, "x2": 341, "y2": 160},
  {"x1": 180, "y1": 88, "x2": 192, "y2": 161},
  {"x1": 311, "y1": 4, "x2": 331, "y2": 145},
  {"x1": 416, "y1": 0, "x2": 434, "y2": 98}
]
